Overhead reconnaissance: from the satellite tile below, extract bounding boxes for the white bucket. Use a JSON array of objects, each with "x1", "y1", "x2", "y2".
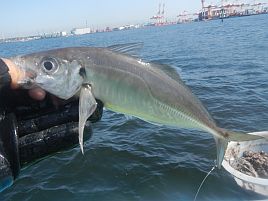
[{"x1": 222, "y1": 131, "x2": 268, "y2": 196}]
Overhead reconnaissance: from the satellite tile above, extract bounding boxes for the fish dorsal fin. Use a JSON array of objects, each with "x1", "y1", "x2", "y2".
[
  {"x1": 151, "y1": 62, "x2": 185, "y2": 85},
  {"x1": 107, "y1": 42, "x2": 143, "y2": 57}
]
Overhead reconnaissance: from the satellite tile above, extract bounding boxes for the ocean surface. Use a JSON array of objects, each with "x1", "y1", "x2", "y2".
[{"x1": 1, "y1": 14, "x2": 268, "y2": 201}]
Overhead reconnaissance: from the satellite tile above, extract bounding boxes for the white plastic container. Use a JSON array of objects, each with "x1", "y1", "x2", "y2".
[{"x1": 222, "y1": 131, "x2": 268, "y2": 196}]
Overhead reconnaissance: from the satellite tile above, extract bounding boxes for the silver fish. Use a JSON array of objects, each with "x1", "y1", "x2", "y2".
[{"x1": 9, "y1": 43, "x2": 262, "y2": 168}]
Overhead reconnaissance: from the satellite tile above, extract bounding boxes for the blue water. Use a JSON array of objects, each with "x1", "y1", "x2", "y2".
[{"x1": 1, "y1": 14, "x2": 268, "y2": 201}]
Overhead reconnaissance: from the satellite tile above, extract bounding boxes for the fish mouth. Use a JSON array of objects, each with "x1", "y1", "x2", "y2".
[
  {"x1": 17, "y1": 77, "x2": 35, "y2": 89},
  {"x1": 16, "y1": 70, "x2": 36, "y2": 89},
  {"x1": 15, "y1": 67, "x2": 37, "y2": 89}
]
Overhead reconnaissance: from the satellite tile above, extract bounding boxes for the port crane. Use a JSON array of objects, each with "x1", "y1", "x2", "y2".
[{"x1": 150, "y1": 3, "x2": 166, "y2": 25}]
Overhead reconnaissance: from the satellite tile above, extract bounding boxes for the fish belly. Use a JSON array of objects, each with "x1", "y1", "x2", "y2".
[{"x1": 88, "y1": 69, "x2": 203, "y2": 130}]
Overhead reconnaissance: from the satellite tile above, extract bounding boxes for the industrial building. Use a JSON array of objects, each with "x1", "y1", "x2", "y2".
[
  {"x1": 71, "y1": 27, "x2": 91, "y2": 35},
  {"x1": 199, "y1": 0, "x2": 268, "y2": 20}
]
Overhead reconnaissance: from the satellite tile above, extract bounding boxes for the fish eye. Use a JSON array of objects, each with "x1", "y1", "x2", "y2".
[
  {"x1": 41, "y1": 57, "x2": 58, "y2": 74},
  {"x1": 44, "y1": 61, "x2": 53, "y2": 71}
]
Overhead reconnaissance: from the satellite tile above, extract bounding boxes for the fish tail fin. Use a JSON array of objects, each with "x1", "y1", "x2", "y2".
[
  {"x1": 226, "y1": 129, "x2": 264, "y2": 141},
  {"x1": 214, "y1": 137, "x2": 228, "y2": 169},
  {"x1": 213, "y1": 127, "x2": 263, "y2": 169}
]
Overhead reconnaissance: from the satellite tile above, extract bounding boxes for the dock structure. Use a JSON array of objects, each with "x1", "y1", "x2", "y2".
[
  {"x1": 199, "y1": 0, "x2": 268, "y2": 21},
  {"x1": 177, "y1": 11, "x2": 199, "y2": 24}
]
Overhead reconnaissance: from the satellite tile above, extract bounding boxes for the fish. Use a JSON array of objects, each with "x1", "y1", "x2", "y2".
[{"x1": 8, "y1": 43, "x2": 263, "y2": 168}]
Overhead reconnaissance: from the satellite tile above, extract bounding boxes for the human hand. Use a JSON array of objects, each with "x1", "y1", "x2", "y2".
[{"x1": 1, "y1": 57, "x2": 46, "y2": 101}]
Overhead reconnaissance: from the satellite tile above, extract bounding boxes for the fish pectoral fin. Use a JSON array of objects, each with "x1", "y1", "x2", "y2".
[{"x1": 79, "y1": 84, "x2": 97, "y2": 154}]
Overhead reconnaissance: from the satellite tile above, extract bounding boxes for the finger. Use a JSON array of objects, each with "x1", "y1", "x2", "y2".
[
  {"x1": 0, "y1": 58, "x2": 23, "y2": 89},
  {"x1": 28, "y1": 88, "x2": 46, "y2": 101}
]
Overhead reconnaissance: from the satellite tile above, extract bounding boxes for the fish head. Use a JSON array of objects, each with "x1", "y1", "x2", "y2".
[{"x1": 10, "y1": 49, "x2": 84, "y2": 99}]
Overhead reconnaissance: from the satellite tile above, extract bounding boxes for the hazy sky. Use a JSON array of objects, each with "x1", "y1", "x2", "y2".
[{"x1": 0, "y1": 0, "x2": 266, "y2": 37}]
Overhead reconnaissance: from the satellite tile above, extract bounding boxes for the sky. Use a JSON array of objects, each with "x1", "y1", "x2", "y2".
[
  {"x1": 0, "y1": 0, "x2": 267, "y2": 38},
  {"x1": 0, "y1": 0, "x2": 202, "y2": 37}
]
